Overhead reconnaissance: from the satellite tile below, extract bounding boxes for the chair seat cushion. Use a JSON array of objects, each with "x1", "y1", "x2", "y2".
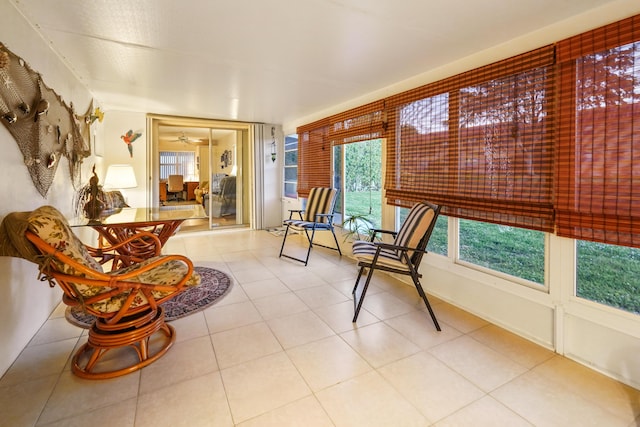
[
  {"x1": 284, "y1": 219, "x2": 333, "y2": 230},
  {"x1": 352, "y1": 240, "x2": 409, "y2": 270},
  {"x1": 81, "y1": 256, "x2": 201, "y2": 313}
]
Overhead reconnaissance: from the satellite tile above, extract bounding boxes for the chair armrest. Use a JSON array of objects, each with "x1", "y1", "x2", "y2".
[
  {"x1": 374, "y1": 241, "x2": 420, "y2": 252},
  {"x1": 369, "y1": 241, "x2": 425, "y2": 265},
  {"x1": 27, "y1": 228, "x2": 197, "y2": 318},
  {"x1": 369, "y1": 228, "x2": 397, "y2": 242},
  {"x1": 313, "y1": 213, "x2": 334, "y2": 221}
]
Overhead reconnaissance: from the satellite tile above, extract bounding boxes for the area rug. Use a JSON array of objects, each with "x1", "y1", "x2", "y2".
[{"x1": 65, "y1": 266, "x2": 233, "y2": 329}]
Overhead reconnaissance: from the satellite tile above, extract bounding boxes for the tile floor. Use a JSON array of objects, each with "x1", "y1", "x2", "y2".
[{"x1": 2, "y1": 229, "x2": 640, "y2": 426}]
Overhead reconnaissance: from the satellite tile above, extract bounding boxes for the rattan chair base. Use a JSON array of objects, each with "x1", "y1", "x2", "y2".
[{"x1": 71, "y1": 307, "x2": 176, "y2": 380}]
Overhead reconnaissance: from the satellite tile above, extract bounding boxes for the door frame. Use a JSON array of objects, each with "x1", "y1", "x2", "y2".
[{"x1": 146, "y1": 114, "x2": 255, "y2": 230}]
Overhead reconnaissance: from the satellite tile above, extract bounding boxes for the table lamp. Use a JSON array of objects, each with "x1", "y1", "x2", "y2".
[{"x1": 103, "y1": 164, "x2": 137, "y2": 204}]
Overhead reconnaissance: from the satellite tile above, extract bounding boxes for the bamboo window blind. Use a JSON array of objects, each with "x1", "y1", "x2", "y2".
[
  {"x1": 556, "y1": 15, "x2": 640, "y2": 247},
  {"x1": 384, "y1": 46, "x2": 556, "y2": 231},
  {"x1": 296, "y1": 13, "x2": 640, "y2": 245}
]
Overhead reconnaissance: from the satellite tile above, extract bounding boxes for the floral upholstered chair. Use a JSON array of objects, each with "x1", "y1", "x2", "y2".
[{"x1": 24, "y1": 205, "x2": 201, "y2": 379}]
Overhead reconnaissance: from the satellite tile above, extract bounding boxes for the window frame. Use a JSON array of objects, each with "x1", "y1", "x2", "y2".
[
  {"x1": 455, "y1": 218, "x2": 550, "y2": 291},
  {"x1": 332, "y1": 138, "x2": 384, "y2": 229},
  {"x1": 283, "y1": 133, "x2": 298, "y2": 199}
]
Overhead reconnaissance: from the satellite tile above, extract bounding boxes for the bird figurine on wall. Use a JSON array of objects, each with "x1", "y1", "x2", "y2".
[
  {"x1": 90, "y1": 107, "x2": 104, "y2": 124},
  {"x1": 121, "y1": 129, "x2": 141, "y2": 158}
]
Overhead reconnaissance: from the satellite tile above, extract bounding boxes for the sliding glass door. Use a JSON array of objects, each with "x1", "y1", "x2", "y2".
[{"x1": 148, "y1": 115, "x2": 251, "y2": 232}]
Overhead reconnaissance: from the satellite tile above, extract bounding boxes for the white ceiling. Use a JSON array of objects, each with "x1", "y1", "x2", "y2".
[{"x1": 9, "y1": 0, "x2": 622, "y2": 127}]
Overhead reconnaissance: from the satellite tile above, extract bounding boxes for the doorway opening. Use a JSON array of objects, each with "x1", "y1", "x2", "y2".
[{"x1": 147, "y1": 114, "x2": 252, "y2": 232}]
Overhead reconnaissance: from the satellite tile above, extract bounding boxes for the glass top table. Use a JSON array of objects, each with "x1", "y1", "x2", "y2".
[
  {"x1": 70, "y1": 205, "x2": 206, "y2": 266},
  {"x1": 68, "y1": 205, "x2": 206, "y2": 228}
]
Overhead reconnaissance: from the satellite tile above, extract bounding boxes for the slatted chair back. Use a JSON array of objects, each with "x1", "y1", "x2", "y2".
[
  {"x1": 303, "y1": 187, "x2": 338, "y2": 223},
  {"x1": 393, "y1": 202, "x2": 438, "y2": 265}
]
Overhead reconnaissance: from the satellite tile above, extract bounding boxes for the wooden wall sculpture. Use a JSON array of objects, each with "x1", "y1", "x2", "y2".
[{"x1": 0, "y1": 42, "x2": 92, "y2": 197}]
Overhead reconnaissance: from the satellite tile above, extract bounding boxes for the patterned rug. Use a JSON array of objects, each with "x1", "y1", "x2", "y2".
[{"x1": 65, "y1": 266, "x2": 233, "y2": 329}]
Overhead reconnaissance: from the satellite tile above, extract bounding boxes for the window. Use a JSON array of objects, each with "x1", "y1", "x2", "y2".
[
  {"x1": 333, "y1": 139, "x2": 383, "y2": 230},
  {"x1": 577, "y1": 241, "x2": 640, "y2": 314},
  {"x1": 283, "y1": 134, "x2": 298, "y2": 198},
  {"x1": 459, "y1": 219, "x2": 545, "y2": 285},
  {"x1": 159, "y1": 151, "x2": 197, "y2": 181},
  {"x1": 556, "y1": 16, "x2": 640, "y2": 312}
]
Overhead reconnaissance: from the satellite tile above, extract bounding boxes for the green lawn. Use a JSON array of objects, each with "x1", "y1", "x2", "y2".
[
  {"x1": 459, "y1": 219, "x2": 545, "y2": 284},
  {"x1": 344, "y1": 191, "x2": 382, "y2": 228},
  {"x1": 577, "y1": 241, "x2": 640, "y2": 314}
]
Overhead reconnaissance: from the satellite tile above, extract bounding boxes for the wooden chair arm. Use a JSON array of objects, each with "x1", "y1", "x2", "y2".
[
  {"x1": 26, "y1": 229, "x2": 196, "y2": 322},
  {"x1": 27, "y1": 230, "x2": 192, "y2": 282}
]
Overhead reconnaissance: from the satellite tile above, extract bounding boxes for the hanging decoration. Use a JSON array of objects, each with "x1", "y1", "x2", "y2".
[
  {"x1": 270, "y1": 126, "x2": 277, "y2": 162},
  {"x1": 120, "y1": 129, "x2": 141, "y2": 157},
  {"x1": 0, "y1": 42, "x2": 92, "y2": 197}
]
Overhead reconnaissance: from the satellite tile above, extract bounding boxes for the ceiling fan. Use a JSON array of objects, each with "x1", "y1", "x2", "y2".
[{"x1": 172, "y1": 132, "x2": 202, "y2": 144}]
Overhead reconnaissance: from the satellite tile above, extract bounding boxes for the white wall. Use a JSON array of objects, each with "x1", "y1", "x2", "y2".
[
  {"x1": 0, "y1": 1, "x2": 96, "y2": 376},
  {"x1": 101, "y1": 111, "x2": 148, "y2": 208}
]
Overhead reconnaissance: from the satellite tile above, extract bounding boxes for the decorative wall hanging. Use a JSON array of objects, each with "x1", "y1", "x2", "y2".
[
  {"x1": 221, "y1": 149, "x2": 232, "y2": 168},
  {"x1": 120, "y1": 129, "x2": 141, "y2": 157},
  {"x1": 0, "y1": 42, "x2": 92, "y2": 197}
]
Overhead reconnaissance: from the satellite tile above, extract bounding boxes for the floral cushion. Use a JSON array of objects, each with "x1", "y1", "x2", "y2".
[
  {"x1": 28, "y1": 205, "x2": 104, "y2": 274},
  {"x1": 88, "y1": 256, "x2": 201, "y2": 313},
  {"x1": 28, "y1": 205, "x2": 201, "y2": 314}
]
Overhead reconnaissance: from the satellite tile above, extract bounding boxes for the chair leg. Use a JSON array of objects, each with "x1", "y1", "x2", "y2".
[
  {"x1": 303, "y1": 227, "x2": 316, "y2": 265},
  {"x1": 278, "y1": 224, "x2": 292, "y2": 258},
  {"x1": 280, "y1": 224, "x2": 341, "y2": 266},
  {"x1": 410, "y1": 274, "x2": 441, "y2": 331},
  {"x1": 279, "y1": 224, "x2": 313, "y2": 265},
  {"x1": 352, "y1": 265, "x2": 373, "y2": 322},
  {"x1": 330, "y1": 227, "x2": 342, "y2": 256}
]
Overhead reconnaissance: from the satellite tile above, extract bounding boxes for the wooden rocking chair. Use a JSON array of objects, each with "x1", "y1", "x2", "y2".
[{"x1": 23, "y1": 205, "x2": 201, "y2": 379}]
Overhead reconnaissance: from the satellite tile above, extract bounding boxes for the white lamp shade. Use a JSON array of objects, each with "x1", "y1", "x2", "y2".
[{"x1": 103, "y1": 164, "x2": 138, "y2": 189}]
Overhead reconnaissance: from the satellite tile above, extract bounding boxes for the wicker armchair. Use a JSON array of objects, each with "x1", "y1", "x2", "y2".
[{"x1": 23, "y1": 205, "x2": 201, "y2": 379}]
